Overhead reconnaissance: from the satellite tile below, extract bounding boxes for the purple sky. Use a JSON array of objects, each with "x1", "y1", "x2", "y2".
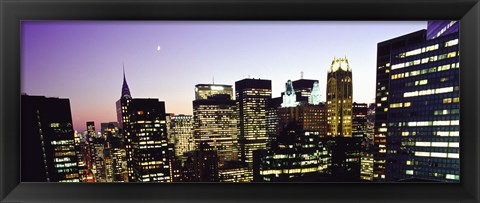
[{"x1": 21, "y1": 21, "x2": 427, "y2": 132}]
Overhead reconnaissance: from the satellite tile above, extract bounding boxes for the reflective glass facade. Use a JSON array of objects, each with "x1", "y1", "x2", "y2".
[{"x1": 386, "y1": 29, "x2": 460, "y2": 182}]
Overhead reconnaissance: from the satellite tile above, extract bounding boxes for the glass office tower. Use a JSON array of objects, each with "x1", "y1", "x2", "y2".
[
  {"x1": 373, "y1": 30, "x2": 427, "y2": 181},
  {"x1": 386, "y1": 21, "x2": 460, "y2": 182}
]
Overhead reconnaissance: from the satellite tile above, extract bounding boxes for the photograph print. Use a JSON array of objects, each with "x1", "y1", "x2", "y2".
[{"x1": 21, "y1": 21, "x2": 460, "y2": 183}]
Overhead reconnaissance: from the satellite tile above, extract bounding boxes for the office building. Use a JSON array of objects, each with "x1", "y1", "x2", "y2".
[
  {"x1": 352, "y1": 102, "x2": 368, "y2": 138},
  {"x1": 170, "y1": 115, "x2": 196, "y2": 157},
  {"x1": 253, "y1": 121, "x2": 325, "y2": 182},
  {"x1": 193, "y1": 86, "x2": 239, "y2": 166},
  {"x1": 181, "y1": 142, "x2": 219, "y2": 182},
  {"x1": 266, "y1": 97, "x2": 282, "y2": 141},
  {"x1": 235, "y1": 78, "x2": 272, "y2": 171},
  {"x1": 326, "y1": 57, "x2": 353, "y2": 137},
  {"x1": 360, "y1": 153, "x2": 374, "y2": 181},
  {"x1": 219, "y1": 161, "x2": 250, "y2": 182},
  {"x1": 21, "y1": 95, "x2": 80, "y2": 182},
  {"x1": 373, "y1": 29, "x2": 427, "y2": 181},
  {"x1": 128, "y1": 98, "x2": 171, "y2": 182},
  {"x1": 384, "y1": 21, "x2": 460, "y2": 182}
]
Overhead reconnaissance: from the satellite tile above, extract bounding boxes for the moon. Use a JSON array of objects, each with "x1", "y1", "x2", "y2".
[{"x1": 157, "y1": 45, "x2": 161, "y2": 51}]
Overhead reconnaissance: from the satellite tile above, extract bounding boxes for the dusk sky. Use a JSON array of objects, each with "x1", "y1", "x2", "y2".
[{"x1": 22, "y1": 21, "x2": 427, "y2": 132}]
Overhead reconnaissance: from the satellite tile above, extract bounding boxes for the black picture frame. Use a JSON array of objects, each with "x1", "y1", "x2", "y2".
[{"x1": 1, "y1": 0, "x2": 479, "y2": 202}]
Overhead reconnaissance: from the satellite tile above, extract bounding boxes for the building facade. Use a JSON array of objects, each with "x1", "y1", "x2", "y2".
[
  {"x1": 21, "y1": 95, "x2": 80, "y2": 182},
  {"x1": 352, "y1": 102, "x2": 368, "y2": 138},
  {"x1": 235, "y1": 78, "x2": 272, "y2": 173},
  {"x1": 170, "y1": 115, "x2": 195, "y2": 157},
  {"x1": 373, "y1": 30, "x2": 427, "y2": 181},
  {"x1": 326, "y1": 57, "x2": 353, "y2": 137},
  {"x1": 128, "y1": 99, "x2": 171, "y2": 182},
  {"x1": 385, "y1": 21, "x2": 460, "y2": 182},
  {"x1": 193, "y1": 93, "x2": 238, "y2": 166}
]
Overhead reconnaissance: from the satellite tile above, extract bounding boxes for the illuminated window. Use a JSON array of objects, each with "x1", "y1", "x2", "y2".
[
  {"x1": 50, "y1": 123, "x2": 60, "y2": 128},
  {"x1": 447, "y1": 51, "x2": 457, "y2": 58}
]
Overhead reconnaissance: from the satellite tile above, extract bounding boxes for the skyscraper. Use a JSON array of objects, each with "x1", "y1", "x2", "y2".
[
  {"x1": 170, "y1": 115, "x2": 195, "y2": 157},
  {"x1": 373, "y1": 29, "x2": 427, "y2": 181},
  {"x1": 193, "y1": 92, "x2": 238, "y2": 166},
  {"x1": 326, "y1": 57, "x2": 353, "y2": 137},
  {"x1": 384, "y1": 21, "x2": 460, "y2": 182},
  {"x1": 115, "y1": 67, "x2": 134, "y2": 181},
  {"x1": 235, "y1": 78, "x2": 272, "y2": 172},
  {"x1": 128, "y1": 98, "x2": 171, "y2": 182},
  {"x1": 21, "y1": 95, "x2": 80, "y2": 182}
]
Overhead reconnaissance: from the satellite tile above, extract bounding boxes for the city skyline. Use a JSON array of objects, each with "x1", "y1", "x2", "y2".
[{"x1": 22, "y1": 21, "x2": 426, "y2": 132}]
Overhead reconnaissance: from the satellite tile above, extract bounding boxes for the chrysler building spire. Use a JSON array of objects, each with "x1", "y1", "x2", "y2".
[{"x1": 121, "y1": 64, "x2": 132, "y2": 99}]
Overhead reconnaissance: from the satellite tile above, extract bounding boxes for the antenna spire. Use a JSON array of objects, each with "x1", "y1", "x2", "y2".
[{"x1": 301, "y1": 71, "x2": 304, "y2": 79}]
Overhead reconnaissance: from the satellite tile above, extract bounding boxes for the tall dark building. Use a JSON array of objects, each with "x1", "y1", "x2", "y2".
[
  {"x1": 128, "y1": 98, "x2": 171, "y2": 182},
  {"x1": 326, "y1": 57, "x2": 353, "y2": 137},
  {"x1": 373, "y1": 29, "x2": 427, "y2": 181},
  {"x1": 235, "y1": 78, "x2": 272, "y2": 175},
  {"x1": 385, "y1": 21, "x2": 460, "y2": 182},
  {"x1": 21, "y1": 95, "x2": 79, "y2": 182},
  {"x1": 115, "y1": 67, "x2": 134, "y2": 181}
]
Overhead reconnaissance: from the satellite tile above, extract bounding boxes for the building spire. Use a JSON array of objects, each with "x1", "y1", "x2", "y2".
[{"x1": 121, "y1": 63, "x2": 132, "y2": 99}]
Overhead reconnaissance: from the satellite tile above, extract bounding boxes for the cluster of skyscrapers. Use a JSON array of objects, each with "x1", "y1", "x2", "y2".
[{"x1": 21, "y1": 21, "x2": 460, "y2": 183}]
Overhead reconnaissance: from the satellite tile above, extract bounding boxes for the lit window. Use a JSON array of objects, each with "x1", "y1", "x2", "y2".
[{"x1": 445, "y1": 39, "x2": 459, "y2": 47}]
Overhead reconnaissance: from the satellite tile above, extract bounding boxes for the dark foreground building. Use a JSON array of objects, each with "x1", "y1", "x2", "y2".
[
  {"x1": 373, "y1": 29, "x2": 427, "y2": 181},
  {"x1": 128, "y1": 98, "x2": 171, "y2": 182},
  {"x1": 21, "y1": 95, "x2": 79, "y2": 182},
  {"x1": 385, "y1": 21, "x2": 460, "y2": 182}
]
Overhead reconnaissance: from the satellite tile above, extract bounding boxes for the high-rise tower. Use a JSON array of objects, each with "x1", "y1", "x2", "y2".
[
  {"x1": 235, "y1": 78, "x2": 272, "y2": 174},
  {"x1": 115, "y1": 65, "x2": 134, "y2": 181},
  {"x1": 326, "y1": 57, "x2": 353, "y2": 137}
]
